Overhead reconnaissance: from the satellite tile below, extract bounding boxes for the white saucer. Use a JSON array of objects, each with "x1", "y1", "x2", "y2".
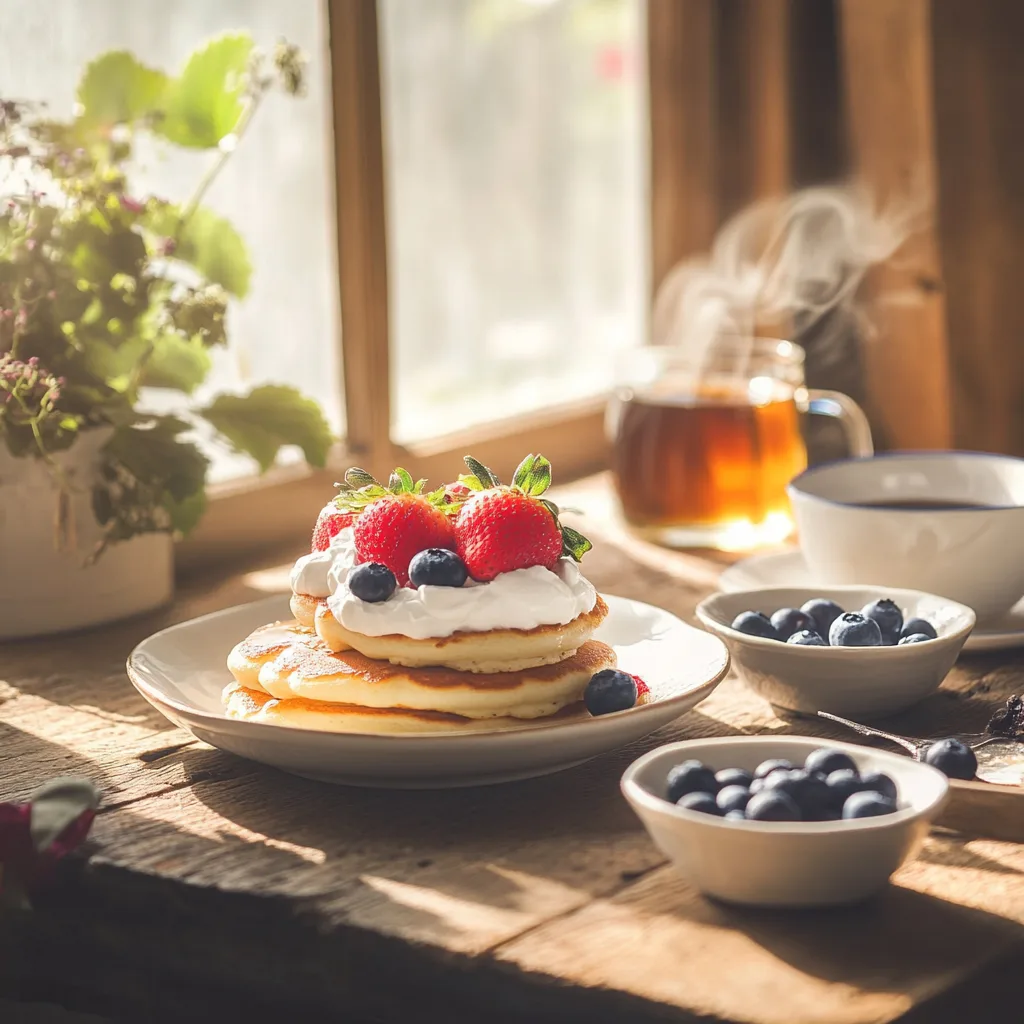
[
  {"x1": 127, "y1": 593, "x2": 729, "y2": 788},
  {"x1": 720, "y1": 549, "x2": 1024, "y2": 653}
]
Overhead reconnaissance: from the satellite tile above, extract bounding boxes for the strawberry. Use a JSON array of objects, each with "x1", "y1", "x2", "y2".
[
  {"x1": 334, "y1": 466, "x2": 454, "y2": 585},
  {"x1": 631, "y1": 674, "x2": 651, "y2": 702},
  {"x1": 311, "y1": 503, "x2": 354, "y2": 552},
  {"x1": 452, "y1": 454, "x2": 591, "y2": 582}
]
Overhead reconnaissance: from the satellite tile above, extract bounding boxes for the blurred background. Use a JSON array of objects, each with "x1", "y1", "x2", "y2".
[{"x1": 3, "y1": 0, "x2": 1021, "y2": 554}]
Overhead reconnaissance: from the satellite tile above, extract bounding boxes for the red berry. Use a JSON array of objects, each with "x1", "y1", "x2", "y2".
[
  {"x1": 311, "y1": 504, "x2": 353, "y2": 552},
  {"x1": 354, "y1": 493, "x2": 455, "y2": 585},
  {"x1": 631, "y1": 674, "x2": 650, "y2": 701},
  {"x1": 455, "y1": 489, "x2": 562, "y2": 582}
]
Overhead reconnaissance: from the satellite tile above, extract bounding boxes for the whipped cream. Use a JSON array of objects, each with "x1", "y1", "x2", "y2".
[
  {"x1": 292, "y1": 527, "x2": 597, "y2": 639},
  {"x1": 289, "y1": 527, "x2": 351, "y2": 598}
]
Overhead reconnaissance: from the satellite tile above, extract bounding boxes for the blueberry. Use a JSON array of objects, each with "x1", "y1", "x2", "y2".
[
  {"x1": 829, "y1": 612, "x2": 883, "y2": 647},
  {"x1": 825, "y1": 768, "x2": 866, "y2": 807},
  {"x1": 843, "y1": 791, "x2": 897, "y2": 819},
  {"x1": 731, "y1": 611, "x2": 781, "y2": 641},
  {"x1": 770, "y1": 607, "x2": 816, "y2": 640},
  {"x1": 408, "y1": 548, "x2": 468, "y2": 588},
  {"x1": 746, "y1": 790, "x2": 802, "y2": 821},
  {"x1": 900, "y1": 617, "x2": 938, "y2": 642},
  {"x1": 754, "y1": 757, "x2": 793, "y2": 780},
  {"x1": 763, "y1": 769, "x2": 833, "y2": 820},
  {"x1": 715, "y1": 767, "x2": 753, "y2": 789},
  {"x1": 860, "y1": 771, "x2": 898, "y2": 802},
  {"x1": 861, "y1": 598, "x2": 904, "y2": 645},
  {"x1": 898, "y1": 633, "x2": 933, "y2": 645},
  {"x1": 804, "y1": 747, "x2": 858, "y2": 777},
  {"x1": 584, "y1": 669, "x2": 638, "y2": 716},
  {"x1": 676, "y1": 791, "x2": 722, "y2": 816},
  {"x1": 800, "y1": 598, "x2": 845, "y2": 636},
  {"x1": 922, "y1": 738, "x2": 978, "y2": 780},
  {"x1": 820, "y1": 810, "x2": 841, "y2": 821},
  {"x1": 724, "y1": 809, "x2": 748, "y2": 821},
  {"x1": 786, "y1": 629, "x2": 827, "y2": 646},
  {"x1": 665, "y1": 760, "x2": 719, "y2": 802},
  {"x1": 348, "y1": 562, "x2": 398, "y2": 603},
  {"x1": 716, "y1": 785, "x2": 752, "y2": 815},
  {"x1": 748, "y1": 777, "x2": 766, "y2": 795}
]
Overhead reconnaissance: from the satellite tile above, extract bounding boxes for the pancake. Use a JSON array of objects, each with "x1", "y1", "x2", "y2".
[
  {"x1": 289, "y1": 593, "x2": 330, "y2": 630},
  {"x1": 226, "y1": 621, "x2": 321, "y2": 688},
  {"x1": 252, "y1": 635, "x2": 616, "y2": 720},
  {"x1": 314, "y1": 595, "x2": 609, "y2": 673},
  {"x1": 223, "y1": 682, "x2": 589, "y2": 735}
]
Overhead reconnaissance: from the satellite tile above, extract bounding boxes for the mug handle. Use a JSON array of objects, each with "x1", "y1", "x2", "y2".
[{"x1": 802, "y1": 389, "x2": 874, "y2": 457}]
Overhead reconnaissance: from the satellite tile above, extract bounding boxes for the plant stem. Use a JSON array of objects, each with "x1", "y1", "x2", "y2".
[{"x1": 179, "y1": 90, "x2": 263, "y2": 229}]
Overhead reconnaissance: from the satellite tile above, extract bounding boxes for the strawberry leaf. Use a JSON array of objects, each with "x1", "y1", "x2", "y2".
[
  {"x1": 394, "y1": 467, "x2": 415, "y2": 492},
  {"x1": 343, "y1": 467, "x2": 378, "y2": 489},
  {"x1": 560, "y1": 525, "x2": 592, "y2": 562},
  {"x1": 539, "y1": 498, "x2": 560, "y2": 520},
  {"x1": 464, "y1": 455, "x2": 501, "y2": 490},
  {"x1": 512, "y1": 453, "x2": 552, "y2": 496},
  {"x1": 457, "y1": 473, "x2": 484, "y2": 491}
]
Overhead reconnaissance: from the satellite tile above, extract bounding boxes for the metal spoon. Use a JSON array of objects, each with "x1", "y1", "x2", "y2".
[{"x1": 816, "y1": 711, "x2": 1024, "y2": 786}]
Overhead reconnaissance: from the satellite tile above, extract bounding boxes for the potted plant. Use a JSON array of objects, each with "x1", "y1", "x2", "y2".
[{"x1": 0, "y1": 36, "x2": 332, "y2": 639}]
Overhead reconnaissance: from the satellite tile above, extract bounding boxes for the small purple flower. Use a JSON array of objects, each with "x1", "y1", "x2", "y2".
[
  {"x1": 27, "y1": 356, "x2": 38, "y2": 368},
  {"x1": 159, "y1": 237, "x2": 177, "y2": 256}
]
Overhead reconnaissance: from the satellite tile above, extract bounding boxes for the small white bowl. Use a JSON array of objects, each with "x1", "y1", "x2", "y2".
[
  {"x1": 621, "y1": 736, "x2": 949, "y2": 907},
  {"x1": 695, "y1": 586, "x2": 975, "y2": 719}
]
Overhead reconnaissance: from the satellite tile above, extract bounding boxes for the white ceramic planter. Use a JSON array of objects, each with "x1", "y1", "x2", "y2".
[{"x1": 0, "y1": 428, "x2": 174, "y2": 640}]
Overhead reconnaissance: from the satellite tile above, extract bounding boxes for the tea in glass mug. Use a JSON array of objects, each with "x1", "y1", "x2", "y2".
[{"x1": 607, "y1": 338, "x2": 873, "y2": 549}]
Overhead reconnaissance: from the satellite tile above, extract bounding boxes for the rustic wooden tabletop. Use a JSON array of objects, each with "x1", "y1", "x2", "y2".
[{"x1": 2, "y1": 477, "x2": 1023, "y2": 1023}]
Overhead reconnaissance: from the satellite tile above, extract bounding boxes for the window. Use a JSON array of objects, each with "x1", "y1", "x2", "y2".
[
  {"x1": 378, "y1": 0, "x2": 648, "y2": 443},
  {"x1": 2, "y1": 0, "x2": 648, "y2": 560}
]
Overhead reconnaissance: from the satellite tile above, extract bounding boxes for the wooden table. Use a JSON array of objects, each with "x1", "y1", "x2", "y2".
[{"x1": 3, "y1": 478, "x2": 1024, "y2": 1023}]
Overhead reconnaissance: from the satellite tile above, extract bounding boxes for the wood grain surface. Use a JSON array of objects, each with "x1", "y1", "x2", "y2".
[{"x1": 2, "y1": 475, "x2": 1023, "y2": 1023}]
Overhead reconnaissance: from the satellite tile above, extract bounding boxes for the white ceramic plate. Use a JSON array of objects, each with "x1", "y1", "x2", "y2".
[
  {"x1": 127, "y1": 594, "x2": 730, "y2": 788},
  {"x1": 720, "y1": 548, "x2": 1024, "y2": 653}
]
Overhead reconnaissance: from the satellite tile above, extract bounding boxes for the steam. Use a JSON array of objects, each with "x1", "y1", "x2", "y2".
[{"x1": 651, "y1": 184, "x2": 927, "y2": 372}]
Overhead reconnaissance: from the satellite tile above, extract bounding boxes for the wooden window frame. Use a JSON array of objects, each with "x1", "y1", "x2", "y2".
[{"x1": 180, "y1": 0, "x2": 613, "y2": 568}]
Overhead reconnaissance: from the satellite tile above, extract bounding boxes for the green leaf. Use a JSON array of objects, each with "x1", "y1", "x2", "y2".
[
  {"x1": 463, "y1": 455, "x2": 501, "y2": 490},
  {"x1": 200, "y1": 384, "x2": 333, "y2": 472},
  {"x1": 560, "y1": 525, "x2": 592, "y2": 562},
  {"x1": 29, "y1": 778, "x2": 100, "y2": 853},
  {"x1": 146, "y1": 205, "x2": 251, "y2": 298},
  {"x1": 106, "y1": 417, "x2": 209, "y2": 503},
  {"x1": 394, "y1": 467, "x2": 414, "y2": 492},
  {"x1": 165, "y1": 487, "x2": 207, "y2": 535},
  {"x1": 512, "y1": 453, "x2": 551, "y2": 496},
  {"x1": 157, "y1": 34, "x2": 254, "y2": 148},
  {"x1": 138, "y1": 334, "x2": 212, "y2": 394},
  {"x1": 456, "y1": 473, "x2": 484, "y2": 492},
  {"x1": 344, "y1": 467, "x2": 379, "y2": 489},
  {"x1": 76, "y1": 51, "x2": 169, "y2": 127}
]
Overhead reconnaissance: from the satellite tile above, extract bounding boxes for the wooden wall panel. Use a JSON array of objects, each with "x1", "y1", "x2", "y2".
[
  {"x1": 931, "y1": 0, "x2": 1024, "y2": 455},
  {"x1": 648, "y1": 0, "x2": 718, "y2": 295},
  {"x1": 839, "y1": 0, "x2": 953, "y2": 450}
]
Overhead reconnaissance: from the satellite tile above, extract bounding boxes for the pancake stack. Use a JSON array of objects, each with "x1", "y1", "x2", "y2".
[{"x1": 225, "y1": 455, "x2": 615, "y2": 735}]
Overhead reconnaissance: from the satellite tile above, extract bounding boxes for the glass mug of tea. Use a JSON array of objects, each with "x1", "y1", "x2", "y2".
[{"x1": 607, "y1": 338, "x2": 873, "y2": 549}]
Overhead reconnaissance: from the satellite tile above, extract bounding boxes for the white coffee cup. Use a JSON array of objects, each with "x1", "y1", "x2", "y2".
[{"x1": 787, "y1": 452, "x2": 1024, "y2": 623}]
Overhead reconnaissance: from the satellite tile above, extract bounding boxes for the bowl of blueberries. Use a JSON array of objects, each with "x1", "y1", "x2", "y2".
[
  {"x1": 695, "y1": 586, "x2": 975, "y2": 719},
  {"x1": 621, "y1": 736, "x2": 949, "y2": 907}
]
